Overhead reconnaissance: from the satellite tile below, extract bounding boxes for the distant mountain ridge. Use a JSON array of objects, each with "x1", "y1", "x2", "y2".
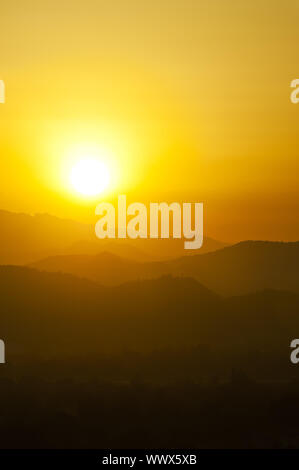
[
  {"x1": 30, "y1": 240, "x2": 299, "y2": 295},
  {"x1": 0, "y1": 210, "x2": 92, "y2": 264},
  {"x1": 0, "y1": 209, "x2": 226, "y2": 264},
  {"x1": 0, "y1": 265, "x2": 298, "y2": 358}
]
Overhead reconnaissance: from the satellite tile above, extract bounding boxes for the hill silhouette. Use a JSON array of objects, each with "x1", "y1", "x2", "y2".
[
  {"x1": 63, "y1": 236, "x2": 226, "y2": 261},
  {"x1": 0, "y1": 266, "x2": 299, "y2": 449},
  {"x1": 0, "y1": 209, "x2": 226, "y2": 264},
  {"x1": 30, "y1": 240, "x2": 299, "y2": 295},
  {"x1": 168, "y1": 240, "x2": 299, "y2": 295},
  {"x1": 0, "y1": 266, "x2": 218, "y2": 355},
  {"x1": 1, "y1": 265, "x2": 299, "y2": 359},
  {"x1": 0, "y1": 210, "x2": 92, "y2": 264}
]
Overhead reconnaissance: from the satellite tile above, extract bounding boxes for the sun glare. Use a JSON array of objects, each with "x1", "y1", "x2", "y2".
[{"x1": 70, "y1": 159, "x2": 110, "y2": 197}]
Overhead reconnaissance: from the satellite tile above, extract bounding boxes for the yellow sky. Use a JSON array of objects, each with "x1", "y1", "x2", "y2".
[{"x1": 0, "y1": 0, "x2": 298, "y2": 241}]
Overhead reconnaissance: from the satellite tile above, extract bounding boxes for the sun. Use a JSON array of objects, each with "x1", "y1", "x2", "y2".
[{"x1": 70, "y1": 159, "x2": 110, "y2": 197}]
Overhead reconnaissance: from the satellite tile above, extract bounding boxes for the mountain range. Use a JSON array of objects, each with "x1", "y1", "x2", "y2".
[
  {"x1": 30, "y1": 240, "x2": 299, "y2": 295},
  {"x1": 0, "y1": 209, "x2": 226, "y2": 264},
  {"x1": 1, "y1": 265, "x2": 298, "y2": 363}
]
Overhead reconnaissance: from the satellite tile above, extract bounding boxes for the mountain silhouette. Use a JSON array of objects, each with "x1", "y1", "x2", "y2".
[
  {"x1": 167, "y1": 240, "x2": 299, "y2": 295},
  {"x1": 30, "y1": 240, "x2": 299, "y2": 295},
  {"x1": 63, "y1": 236, "x2": 226, "y2": 261},
  {"x1": 0, "y1": 210, "x2": 92, "y2": 264},
  {"x1": 0, "y1": 209, "x2": 226, "y2": 264},
  {"x1": 1, "y1": 265, "x2": 299, "y2": 358},
  {"x1": 0, "y1": 265, "x2": 298, "y2": 450}
]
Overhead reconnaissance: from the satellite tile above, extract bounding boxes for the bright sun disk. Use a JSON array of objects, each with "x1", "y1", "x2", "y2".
[{"x1": 70, "y1": 159, "x2": 110, "y2": 197}]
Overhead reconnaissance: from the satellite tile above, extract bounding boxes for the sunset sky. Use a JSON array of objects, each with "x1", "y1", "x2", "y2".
[{"x1": 0, "y1": 0, "x2": 298, "y2": 241}]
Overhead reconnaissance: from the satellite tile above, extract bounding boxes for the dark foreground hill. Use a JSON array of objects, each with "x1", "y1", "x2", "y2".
[
  {"x1": 0, "y1": 266, "x2": 299, "y2": 449},
  {"x1": 30, "y1": 240, "x2": 299, "y2": 295},
  {"x1": 0, "y1": 265, "x2": 298, "y2": 364}
]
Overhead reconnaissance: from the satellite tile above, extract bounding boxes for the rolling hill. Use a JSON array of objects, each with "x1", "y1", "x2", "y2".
[
  {"x1": 0, "y1": 265, "x2": 298, "y2": 359},
  {"x1": 30, "y1": 241, "x2": 299, "y2": 295},
  {"x1": 0, "y1": 209, "x2": 226, "y2": 264}
]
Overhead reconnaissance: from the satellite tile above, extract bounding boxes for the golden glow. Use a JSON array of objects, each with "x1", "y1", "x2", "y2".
[
  {"x1": 70, "y1": 158, "x2": 110, "y2": 197},
  {"x1": 0, "y1": 1, "x2": 298, "y2": 240}
]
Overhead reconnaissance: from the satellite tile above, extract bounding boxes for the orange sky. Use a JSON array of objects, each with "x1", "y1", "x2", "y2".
[{"x1": 0, "y1": 0, "x2": 298, "y2": 242}]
